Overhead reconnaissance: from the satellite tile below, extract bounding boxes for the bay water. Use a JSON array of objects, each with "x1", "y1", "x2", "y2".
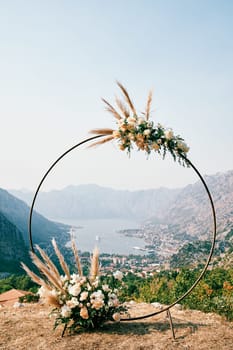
[{"x1": 56, "y1": 218, "x2": 146, "y2": 255}]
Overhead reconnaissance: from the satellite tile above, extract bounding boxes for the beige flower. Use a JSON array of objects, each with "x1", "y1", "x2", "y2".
[
  {"x1": 66, "y1": 297, "x2": 79, "y2": 309},
  {"x1": 112, "y1": 130, "x2": 121, "y2": 138},
  {"x1": 127, "y1": 116, "x2": 136, "y2": 125},
  {"x1": 112, "y1": 313, "x2": 121, "y2": 322},
  {"x1": 164, "y1": 129, "x2": 174, "y2": 140},
  {"x1": 177, "y1": 141, "x2": 189, "y2": 153},
  {"x1": 143, "y1": 129, "x2": 151, "y2": 136},
  {"x1": 91, "y1": 299, "x2": 104, "y2": 310},
  {"x1": 120, "y1": 124, "x2": 128, "y2": 132},
  {"x1": 80, "y1": 306, "x2": 89, "y2": 319},
  {"x1": 152, "y1": 142, "x2": 160, "y2": 151}
]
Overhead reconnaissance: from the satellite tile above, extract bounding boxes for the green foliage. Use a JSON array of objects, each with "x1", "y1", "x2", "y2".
[
  {"x1": 0, "y1": 274, "x2": 38, "y2": 293},
  {"x1": 19, "y1": 293, "x2": 39, "y2": 303},
  {"x1": 121, "y1": 267, "x2": 233, "y2": 321}
]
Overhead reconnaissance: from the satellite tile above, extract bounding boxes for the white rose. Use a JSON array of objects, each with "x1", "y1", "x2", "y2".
[
  {"x1": 143, "y1": 129, "x2": 151, "y2": 136},
  {"x1": 68, "y1": 283, "x2": 81, "y2": 296},
  {"x1": 102, "y1": 284, "x2": 110, "y2": 292},
  {"x1": 91, "y1": 290, "x2": 104, "y2": 300},
  {"x1": 66, "y1": 297, "x2": 79, "y2": 309},
  {"x1": 113, "y1": 270, "x2": 123, "y2": 281},
  {"x1": 80, "y1": 291, "x2": 89, "y2": 301},
  {"x1": 61, "y1": 305, "x2": 72, "y2": 318},
  {"x1": 70, "y1": 273, "x2": 81, "y2": 284}
]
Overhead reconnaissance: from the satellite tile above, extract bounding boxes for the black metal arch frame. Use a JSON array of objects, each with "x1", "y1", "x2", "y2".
[{"x1": 28, "y1": 134, "x2": 217, "y2": 325}]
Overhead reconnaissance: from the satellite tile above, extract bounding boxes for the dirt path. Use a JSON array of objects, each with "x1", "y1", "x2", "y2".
[{"x1": 0, "y1": 303, "x2": 232, "y2": 349}]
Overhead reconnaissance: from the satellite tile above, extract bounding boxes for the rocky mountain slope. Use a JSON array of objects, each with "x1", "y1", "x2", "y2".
[
  {"x1": 0, "y1": 188, "x2": 69, "y2": 247},
  {"x1": 0, "y1": 212, "x2": 30, "y2": 274},
  {"x1": 0, "y1": 189, "x2": 70, "y2": 274}
]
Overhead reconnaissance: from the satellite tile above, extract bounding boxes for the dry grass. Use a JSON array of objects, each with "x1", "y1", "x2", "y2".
[{"x1": 0, "y1": 302, "x2": 232, "y2": 350}]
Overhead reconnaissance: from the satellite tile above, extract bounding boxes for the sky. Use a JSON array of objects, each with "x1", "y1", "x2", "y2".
[{"x1": 1, "y1": 0, "x2": 233, "y2": 192}]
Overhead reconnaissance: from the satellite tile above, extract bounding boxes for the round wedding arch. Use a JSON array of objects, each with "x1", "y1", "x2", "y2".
[{"x1": 28, "y1": 84, "x2": 217, "y2": 336}]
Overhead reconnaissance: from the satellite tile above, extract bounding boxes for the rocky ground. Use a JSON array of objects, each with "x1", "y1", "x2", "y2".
[{"x1": 0, "y1": 302, "x2": 232, "y2": 350}]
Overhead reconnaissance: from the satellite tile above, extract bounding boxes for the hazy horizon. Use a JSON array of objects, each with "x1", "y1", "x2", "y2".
[{"x1": 7, "y1": 167, "x2": 233, "y2": 193}]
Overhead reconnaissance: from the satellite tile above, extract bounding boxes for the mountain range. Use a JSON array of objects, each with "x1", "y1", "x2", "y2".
[
  {"x1": 2, "y1": 169, "x2": 233, "y2": 274},
  {"x1": 10, "y1": 171, "x2": 233, "y2": 242},
  {"x1": 10, "y1": 184, "x2": 180, "y2": 221}
]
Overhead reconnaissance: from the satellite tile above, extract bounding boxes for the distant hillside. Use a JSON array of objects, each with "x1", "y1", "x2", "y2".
[
  {"x1": 0, "y1": 188, "x2": 70, "y2": 247},
  {"x1": 0, "y1": 212, "x2": 30, "y2": 274},
  {"x1": 162, "y1": 170, "x2": 233, "y2": 240},
  {"x1": 0, "y1": 188, "x2": 71, "y2": 274},
  {"x1": 10, "y1": 184, "x2": 180, "y2": 220}
]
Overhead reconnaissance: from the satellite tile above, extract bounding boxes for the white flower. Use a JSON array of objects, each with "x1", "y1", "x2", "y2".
[
  {"x1": 102, "y1": 284, "x2": 110, "y2": 292},
  {"x1": 91, "y1": 290, "x2": 104, "y2": 300},
  {"x1": 143, "y1": 129, "x2": 151, "y2": 136},
  {"x1": 113, "y1": 270, "x2": 123, "y2": 281},
  {"x1": 61, "y1": 305, "x2": 72, "y2": 318},
  {"x1": 80, "y1": 291, "x2": 88, "y2": 301},
  {"x1": 68, "y1": 283, "x2": 81, "y2": 296},
  {"x1": 164, "y1": 129, "x2": 174, "y2": 140},
  {"x1": 70, "y1": 273, "x2": 81, "y2": 284},
  {"x1": 112, "y1": 313, "x2": 121, "y2": 322},
  {"x1": 108, "y1": 293, "x2": 119, "y2": 307},
  {"x1": 66, "y1": 297, "x2": 79, "y2": 309}
]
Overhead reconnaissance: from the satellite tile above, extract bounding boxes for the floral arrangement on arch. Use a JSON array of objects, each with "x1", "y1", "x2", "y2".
[
  {"x1": 90, "y1": 82, "x2": 190, "y2": 166},
  {"x1": 21, "y1": 238, "x2": 127, "y2": 334}
]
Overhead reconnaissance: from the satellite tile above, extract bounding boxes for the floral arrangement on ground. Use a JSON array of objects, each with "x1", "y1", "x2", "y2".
[
  {"x1": 21, "y1": 238, "x2": 128, "y2": 334},
  {"x1": 90, "y1": 82, "x2": 190, "y2": 166}
]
